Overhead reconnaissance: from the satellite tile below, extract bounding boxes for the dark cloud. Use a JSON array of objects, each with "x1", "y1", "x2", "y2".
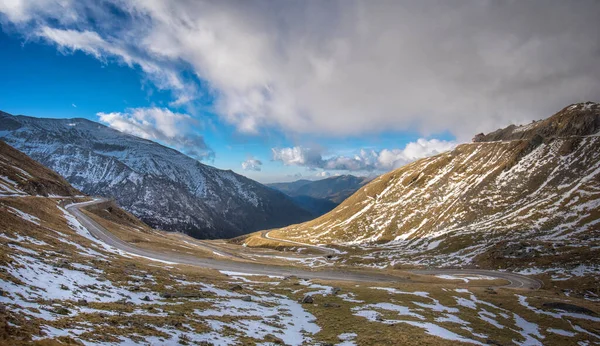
[{"x1": 1, "y1": 1, "x2": 599, "y2": 140}]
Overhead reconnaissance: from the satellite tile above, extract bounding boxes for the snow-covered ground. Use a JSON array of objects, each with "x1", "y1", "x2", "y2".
[
  {"x1": 0, "y1": 201, "x2": 322, "y2": 345},
  {"x1": 273, "y1": 124, "x2": 600, "y2": 275},
  {"x1": 2, "y1": 199, "x2": 599, "y2": 345},
  {"x1": 350, "y1": 287, "x2": 599, "y2": 345}
]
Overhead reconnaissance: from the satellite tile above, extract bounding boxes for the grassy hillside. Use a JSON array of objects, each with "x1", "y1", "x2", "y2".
[
  {"x1": 1, "y1": 129, "x2": 599, "y2": 345},
  {"x1": 264, "y1": 103, "x2": 600, "y2": 275}
]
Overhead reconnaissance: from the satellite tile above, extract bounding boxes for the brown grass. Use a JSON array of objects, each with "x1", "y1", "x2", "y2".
[{"x1": 0, "y1": 140, "x2": 80, "y2": 197}]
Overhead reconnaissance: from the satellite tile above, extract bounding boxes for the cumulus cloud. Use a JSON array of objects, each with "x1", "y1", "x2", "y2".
[
  {"x1": 322, "y1": 150, "x2": 378, "y2": 171},
  {"x1": 272, "y1": 138, "x2": 455, "y2": 172},
  {"x1": 270, "y1": 146, "x2": 324, "y2": 169},
  {"x1": 97, "y1": 107, "x2": 214, "y2": 161},
  {"x1": 376, "y1": 139, "x2": 457, "y2": 170},
  {"x1": 241, "y1": 157, "x2": 263, "y2": 171},
  {"x1": 2, "y1": 1, "x2": 599, "y2": 139}
]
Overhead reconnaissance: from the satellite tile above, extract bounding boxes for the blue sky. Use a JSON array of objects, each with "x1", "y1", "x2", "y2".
[
  {"x1": 0, "y1": 26, "x2": 454, "y2": 183},
  {"x1": 1, "y1": 1, "x2": 597, "y2": 183}
]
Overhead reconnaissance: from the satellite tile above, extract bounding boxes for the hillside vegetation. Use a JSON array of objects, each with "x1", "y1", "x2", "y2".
[
  {"x1": 2, "y1": 130, "x2": 599, "y2": 346},
  {"x1": 269, "y1": 103, "x2": 600, "y2": 276},
  {"x1": 0, "y1": 140, "x2": 80, "y2": 197}
]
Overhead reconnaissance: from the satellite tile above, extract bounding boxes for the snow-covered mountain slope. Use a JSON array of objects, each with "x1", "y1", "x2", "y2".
[
  {"x1": 2, "y1": 133, "x2": 599, "y2": 346},
  {"x1": 271, "y1": 102, "x2": 600, "y2": 268},
  {"x1": 0, "y1": 111, "x2": 311, "y2": 238},
  {"x1": 0, "y1": 144, "x2": 324, "y2": 345}
]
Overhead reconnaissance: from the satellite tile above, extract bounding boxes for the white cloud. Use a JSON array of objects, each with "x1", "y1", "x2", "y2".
[
  {"x1": 376, "y1": 139, "x2": 457, "y2": 170},
  {"x1": 272, "y1": 138, "x2": 456, "y2": 172},
  {"x1": 1, "y1": 1, "x2": 599, "y2": 139},
  {"x1": 39, "y1": 27, "x2": 110, "y2": 59},
  {"x1": 270, "y1": 146, "x2": 323, "y2": 169},
  {"x1": 241, "y1": 157, "x2": 262, "y2": 171},
  {"x1": 97, "y1": 107, "x2": 214, "y2": 161},
  {"x1": 35, "y1": 27, "x2": 195, "y2": 105},
  {"x1": 0, "y1": 0, "x2": 80, "y2": 24},
  {"x1": 323, "y1": 149, "x2": 378, "y2": 171}
]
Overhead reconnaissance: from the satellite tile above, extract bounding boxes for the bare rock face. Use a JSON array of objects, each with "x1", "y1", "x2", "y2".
[
  {"x1": 474, "y1": 102, "x2": 600, "y2": 142},
  {"x1": 542, "y1": 302, "x2": 597, "y2": 316},
  {"x1": 472, "y1": 133, "x2": 486, "y2": 142},
  {"x1": 0, "y1": 111, "x2": 312, "y2": 239}
]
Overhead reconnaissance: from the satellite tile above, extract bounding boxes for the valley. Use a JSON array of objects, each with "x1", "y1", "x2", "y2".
[
  {"x1": 2, "y1": 192, "x2": 598, "y2": 345},
  {"x1": 0, "y1": 0, "x2": 599, "y2": 343},
  {"x1": 267, "y1": 176, "x2": 370, "y2": 217},
  {"x1": 255, "y1": 103, "x2": 600, "y2": 288},
  {"x1": 0, "y1": 111, "x2": 313, "y2": 239},
  {"x1": 67, "y1": 197, "x2": 542, "y2": 288},
  {"x1": 1, "y1": 102, "x2": 599, "y2": 345}
]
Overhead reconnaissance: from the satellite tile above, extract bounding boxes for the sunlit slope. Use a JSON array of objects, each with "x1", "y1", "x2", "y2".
[
  {"x1": 0, "y1": 139, "x2": 325, "y2": 345},
  {"x1": 274, "y1": 103, "x2": 600, "y2": 256}
]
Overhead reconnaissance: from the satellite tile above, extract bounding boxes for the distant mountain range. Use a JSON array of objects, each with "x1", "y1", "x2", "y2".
[
  {"x1": 0, "y1": 111, "x2": 312, "y2": 239},
  {"x1": 271, "y1": 102, "x2": 600, "y2": 269},
  {"x1": 267, "y1": 175, "x2": 370, "y2": 216}
]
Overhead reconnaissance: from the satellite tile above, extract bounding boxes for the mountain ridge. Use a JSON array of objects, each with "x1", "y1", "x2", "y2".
[
  {"x1": 268, "y1": 175, "x2": 370, "y2": 202},
  {"x1": 268, "y1": 102, "x2": 600, "y2": 269},
  {"x1": 473, "y1": 101, "x2": 600, "y2": 142},
  {"x1": 0, "y1": 111, "x2": 312, "y2": 239},
  {"x1": 267, "y1": 175, "x2": 370, "y2": 216}
]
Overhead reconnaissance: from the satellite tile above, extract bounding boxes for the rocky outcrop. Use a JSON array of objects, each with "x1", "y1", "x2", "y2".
[{"x1": 473, "y1": 102, "x2": 600, "y2": 142}]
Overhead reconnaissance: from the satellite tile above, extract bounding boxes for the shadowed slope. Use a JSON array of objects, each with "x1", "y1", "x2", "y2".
[{"x1": 0, "y1": 112, "x2": 312, "y2": 239}]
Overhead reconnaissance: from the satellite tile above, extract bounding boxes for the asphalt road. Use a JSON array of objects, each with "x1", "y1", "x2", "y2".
[
  {"x1": 410, "y1": 269, "x2": 542, "y2": 290},
  {"x1": 67, "y1": 198, "x2": 541, "y2": 289},
  {"x1": 66, "y1": 199, "x2": 400, "y2": 283}
]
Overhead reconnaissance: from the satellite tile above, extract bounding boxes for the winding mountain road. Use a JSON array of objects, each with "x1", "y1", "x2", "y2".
[
  {"x1": 66, "y1": 198, "x2": 542, "y2": 289},
  {"x1": 260, "y1": 230, "x2": 341, "y2": 256}
]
